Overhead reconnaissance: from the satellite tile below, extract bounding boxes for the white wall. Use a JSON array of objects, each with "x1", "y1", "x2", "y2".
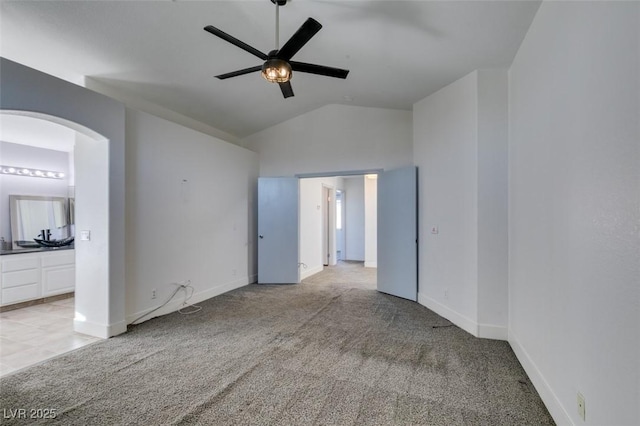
[
  {"x1": 508, "y1": 2, "x2": 639, "y2": 425},
  {"x1": 125, "y1": 109, "x2": 258, "y2": 323},
  {"x1": 414, "y1": 69, "x2": 509, "y2": 339},
  {"x1": 299, "y1": 177, "x2": 340, "y2": 279},
  {"x1": 0, "y1": 142, "x2": 70, "y2": 240},
  {"x1": 476, "y1": 69, "x2": 509, "y2": 335},
  {"x1": 414, "y1": 72, "x2": 479, "y2": 333},
  {"x1": 299, "y1": 178, "x2": 323, "y2": 278},
  {"x1": 242, "y1": 104, "x2": 413, "y2": 177},
  {"x1": 344, "y1": 177, "x2": 365, "y2": 261},
  {"x1": 364, "y1": 176, "x2": 377, "y2": 268},
  {"x1": 74, "y1": 131, "x2": 110, "y2": 336}
]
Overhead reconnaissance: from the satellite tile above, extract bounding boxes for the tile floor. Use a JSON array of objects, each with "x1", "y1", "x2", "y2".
[{"x1": 0, "y1": 298, "x2": 101, "y2": 377}]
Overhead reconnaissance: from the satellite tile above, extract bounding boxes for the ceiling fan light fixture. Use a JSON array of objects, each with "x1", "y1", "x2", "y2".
[{"x1": 261, "y1": 58, "x2": 292, "y2": 83}]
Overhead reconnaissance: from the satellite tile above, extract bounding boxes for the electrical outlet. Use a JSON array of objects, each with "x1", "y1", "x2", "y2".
[
  {"x1": 151, "y1": 289, "x2": 157, "y2": 299},
  {"x1": 577, "y1": 392, "x2": 585, "y2": 421},
  {"x1": 444, "y1": 289, "x2": 449, "y2": 299}
]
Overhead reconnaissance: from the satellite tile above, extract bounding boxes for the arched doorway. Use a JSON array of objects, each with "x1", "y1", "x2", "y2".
[
  {"x1": 1, "y1": 56, "x2": 126, "y2": 338},
  {"x1": 1, "y1": 111, "x2": 112, "y2": 338}
]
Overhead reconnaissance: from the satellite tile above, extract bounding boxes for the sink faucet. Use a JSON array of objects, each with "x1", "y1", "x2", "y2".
[{"x1": 39, "y1": 229, "x2": 52, "y2": 241}]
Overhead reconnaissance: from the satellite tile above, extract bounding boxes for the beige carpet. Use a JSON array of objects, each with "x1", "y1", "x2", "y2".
[{"x1": 0, "y1": 261, "x2": 554, "y2": 425}]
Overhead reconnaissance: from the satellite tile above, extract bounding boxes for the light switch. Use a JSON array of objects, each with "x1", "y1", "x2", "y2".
[{"x1": 80, "y1": 230, "x2": 91, "y2": 241}]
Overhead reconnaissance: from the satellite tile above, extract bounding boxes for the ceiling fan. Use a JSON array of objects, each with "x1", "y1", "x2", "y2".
[{"x1": 204, "y1": 0, "x2": 349, "y2": 99}]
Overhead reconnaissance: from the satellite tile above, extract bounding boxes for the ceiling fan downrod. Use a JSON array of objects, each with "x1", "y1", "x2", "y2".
[
  {"x1": 275, "y1": 1, "x2": 280, "y2": 50},
  {"x1": 272, "y1": 0, "x2": 288, "y2": 49}
]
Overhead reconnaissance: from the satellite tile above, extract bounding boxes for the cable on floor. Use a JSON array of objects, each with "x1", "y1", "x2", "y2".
[
  {"x1": 178, "y1": 280, "x2": 202, "y2": 315},
  {"x1": 131, "y1": 281, "x2": 200, "y2": 325}
]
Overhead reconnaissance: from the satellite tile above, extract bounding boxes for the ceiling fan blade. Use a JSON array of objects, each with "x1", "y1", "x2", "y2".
[
  {"x1": 204, "y1": 25, "x2": 268, "y2": 61},
  {"x1": 279, "y1": 81, "x2": 294, "y2": 98},
  {"x1": 290, "y1": 61, "x2": 349, "y2": 79},
  {"x1": 277, "y1": 18, "x2": 322, "y2": 61},
  {"x1": 215, "y1": 66, "x2": 263, "y2": 80}
]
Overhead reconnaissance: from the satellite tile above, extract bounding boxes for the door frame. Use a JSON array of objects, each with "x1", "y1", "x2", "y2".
[
  {"x1": 320, "y1": 184, "x2": 338, "y2": 267},
  {"x1": 296, "y1": 169, "x2": 383, "y2": 179},
  {"x1": 335, "y1": 189, "x2": 345, "y2": 261}
]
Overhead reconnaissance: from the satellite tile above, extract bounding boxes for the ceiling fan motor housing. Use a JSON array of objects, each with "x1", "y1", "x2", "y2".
[{"x1": 262, "y1": 57, "x2": 292, "y2": 83}]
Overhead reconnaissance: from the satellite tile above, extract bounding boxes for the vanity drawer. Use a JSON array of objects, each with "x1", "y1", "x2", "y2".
[
  {"x1": 41, "y1": 251, "x2": 75, "y2": 267},
  {"x1": 2, "y1": 256, "x2": 39, "y2": 272},
  {"x1": 2, "y1": 269, "x2": 39, "y2": 289}
]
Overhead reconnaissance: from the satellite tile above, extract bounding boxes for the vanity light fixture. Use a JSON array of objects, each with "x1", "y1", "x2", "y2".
[{"x1": 1, "y1": 165, "x2": 65, "y2": 179}]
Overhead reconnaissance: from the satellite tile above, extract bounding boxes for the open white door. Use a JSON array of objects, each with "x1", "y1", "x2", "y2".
[
  {"x1": 258, "y1": 177, "x2": 299, "y2": 284},
  {"x1": 377, "y1": 167, "x2": 417, "y2": 300}
]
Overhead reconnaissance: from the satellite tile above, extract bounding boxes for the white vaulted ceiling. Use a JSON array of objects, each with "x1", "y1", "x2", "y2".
[{"x1": 0, "y1": 1, "x2": 541, "y2": 138}]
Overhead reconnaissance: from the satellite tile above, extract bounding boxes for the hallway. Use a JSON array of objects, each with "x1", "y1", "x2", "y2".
[{"x1": 302, "y1": 260, "x2": 376, "y2": 290}]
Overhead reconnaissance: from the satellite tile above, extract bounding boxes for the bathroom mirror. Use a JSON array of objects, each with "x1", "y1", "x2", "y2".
[{"x1": 9, "y1": 195, "x2": 71, "y2": 248}]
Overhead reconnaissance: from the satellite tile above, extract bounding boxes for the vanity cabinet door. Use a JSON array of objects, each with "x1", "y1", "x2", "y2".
[
  {"x1": 41, "y1": 251, "x2": 75, "y2": 297},
  {"x1": 42, "y1": 267, "x2": 75, "y2": 296}
]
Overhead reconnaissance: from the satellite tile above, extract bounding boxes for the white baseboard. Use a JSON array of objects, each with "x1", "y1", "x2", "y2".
[
  {"x1": 74, "y1": 318, "x2": 126, "y2": 339},
  {"x1": 418, "y1": 292, "x2": 478, "y2": 337},
  {"x1": 126, "y1": 275, "x2": 253, "y2": 325},
  {"x1": 509, "y1": 329, "x2": 572, "y2": 426},
  {"x1": 74, "y1": 319, "x2": 108, "y2": 339},
  {"x1": 364, "y1": 261, "x2": 377, "y2": 268},
  {"x1": 300, "y1": 265, "x2": 323, "y2": 280},
  {"x1": 417, "y1": 293, "x2": 508, "y2": 341},
  {"x1": 108, "y1": 320, "x2": 127, "y2": 337},
  {"x1": 478, "y1": 323, "x2": 508, "y2": 340}
]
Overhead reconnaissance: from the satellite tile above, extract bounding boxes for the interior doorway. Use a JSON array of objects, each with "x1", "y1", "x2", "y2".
[
  {"x1": 258, "y1": 167, "x2": 416, "y2": 300},
  {"x1": 1, "y1": 58, "x2": 127, "y2": 339},
  {"x1": 0, "y1": 112, "x2": 109, "y2": 374},
  {"x1": 0, "y1": 111, "x2": 112, "y2": 338},
  {"x1": 298, "y1": 174, "x2": 377, "y2": 283}
]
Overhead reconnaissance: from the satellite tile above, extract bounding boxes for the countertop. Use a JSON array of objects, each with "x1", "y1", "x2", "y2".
[{"x1": 0, "y1": 244, "x2": 75, "y2": 256}]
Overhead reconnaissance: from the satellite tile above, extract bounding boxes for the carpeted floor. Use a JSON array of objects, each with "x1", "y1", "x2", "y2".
[{"x1": 0, "y1": 262, "x2": 554, "y2": 425}]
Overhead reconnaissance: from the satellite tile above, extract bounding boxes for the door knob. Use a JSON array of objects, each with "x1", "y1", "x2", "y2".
[{"x1": 259, "y1": 235, "x2": 264, "y2": 239}]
